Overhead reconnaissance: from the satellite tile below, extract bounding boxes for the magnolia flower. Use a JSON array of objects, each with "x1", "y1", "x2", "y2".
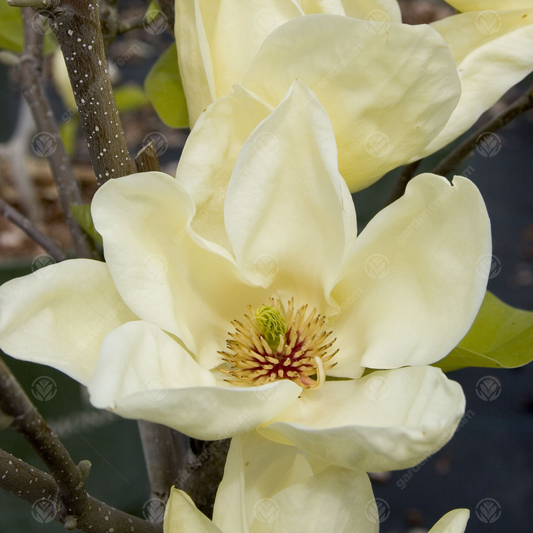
[
  {"x1": 0, "y1": 84, "x2": 490, "y2": 472},
  {"x1": 415, "y1": 0, "x2": 533, "y2": 157},
  {"x1": 165, "y1": 431, "x2": 471, "y2": 533},
  {"x1": 175, "y1": 1, "x2": 533, "y2": 186},
  {"x1": 176, "y1": 11, "x2": 462, "y2": 191}
]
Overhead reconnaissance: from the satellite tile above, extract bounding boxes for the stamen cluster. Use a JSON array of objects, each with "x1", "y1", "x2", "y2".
[{"x1": 219, "y1": 298, "x2": 337, "y2": 389}]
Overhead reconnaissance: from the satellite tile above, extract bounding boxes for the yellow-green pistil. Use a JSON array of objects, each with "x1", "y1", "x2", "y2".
[{"x1": 219, "y1": 298, "x2": 337, "y2": 389}]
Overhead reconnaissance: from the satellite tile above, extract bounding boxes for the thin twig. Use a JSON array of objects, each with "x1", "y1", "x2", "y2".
[
  {"x1": 17, "y1": 8, "x2": 95, "y2": 258},
  {"x1": 0, "y1": 198, "x2": 67, "y2": 261},
  {"x1": 384, "y1": 160, "x2": 421, "y2": 206},
  {"x1": 135, "y1": 141, "x2": 160, "y2": 172},
  {"x1": 432, "y1": 81, "x2": 533, "y2": 177},
  {"x1": 0, "y1": 448, "x2": 163, "y2": 533},
  {"x1": 43, "y1": 0, "x2": 133, "y2": 184},
  {"x1": 0, "y1": 357, "x2": 162, "y2": 533}
]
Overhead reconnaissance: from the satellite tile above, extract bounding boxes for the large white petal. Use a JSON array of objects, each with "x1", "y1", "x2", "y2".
[
  {"x1": 175, "y1": 0, "x2": 217, "y2": 127},
  {"x1": 445, "y1": 0, "x2": 532, "y2": 10},
  {"x1": 225, "y1": 81, "x2": 356, "y2": 310},
  {"x1": 205, "y1": 0, "x2": 303, "y2": 99},
  {"x1": 88, "y1": 321, "x2": 301, "y2": 440},
  {"x1": 260, "y1": 366, "x2": 466, "y2": 472},
  {"x1": 341, "y1": 0, "x2": 401, "y2": 21},
  {"x1": 418, "y1": 9, "x2": 533, "y2": 158},
  {"x1": 429, "y1": 509, "x2": 470, "y2": 533},
  {"x1": 243, "y1": 15, "x2": 461, "y2": 192},
  {"x1": 165, "y1": 489, "x2": 222, "y2": 533},
  {"x1": 0, "y1": 259, "x2": 135, "y2": 385},
  {"x1": 330, "y1": 174, "x2": 490, "y2": 375},
  {"x1": 92, "y1": 171, "x2": 268, "y2": 371},
  {"x1": 214, "y1": 431, "x2": 377, "y2": 533},
  {"x1": 176, "y1": 85, "x2": 271, "y2": 257}
]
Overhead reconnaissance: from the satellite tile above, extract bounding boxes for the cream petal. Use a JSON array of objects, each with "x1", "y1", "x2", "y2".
[
  {"x1": 341, "y1": 0, "x2": 401, "y2": 21},
  {"x1": 205, "y1": 0, "x2": 303, "y2": 99},
  {"x1": 175, "y1": 0, "x2": 217, "y2": 127},
  {"x1": 259, "y1": 366, "x2": 466, "y2": 472},
  {"x1": 165, "y1": 489, "x2": 222, "y2": 533},
  {"x1": 330, "y1": 174, "x2": 490, "y2": 375},
  {"x1": 0, "y1": 259, "x2": 135, "y2": 385},
  {"x1": 225, "y1": 81, "x2": 356, "y2": 309},
  {"x1": 88, "y1": 321, "x2": 301, "y2": 440},
  {"x1": 91, "y1": 171, "x2": 268, "y2": 371},
  {"x1": 417, "y1": 9, "x2": 533, "y2": 158},
  {"x1": 176, "y1": 85, "x2": 271, "y2": 257},
  {"x1": 429, "y1": 510, "x2": 470, "y2": 533},
  {"x1": 445, "y1": 0, "x2": 532, "y2": 10},
  {"x1": 214, "y1": 430, "x2": 377, "y2": 533},
  {"x1": 243, "y1": 15, "x2": 461, "y2": 192},
  {"x1": 214, "y1": 431, "x2": 307, "y2": 533}
]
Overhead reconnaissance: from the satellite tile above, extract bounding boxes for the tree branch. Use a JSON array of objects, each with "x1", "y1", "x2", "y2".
[
  {"x1": 0, "y1": 198, "x2": 67, "y2": 261},
  {"x1": 0, "y1": 357, "x2": 162, "y2": 532},
  {"x1": 0, "y1": 448, "x2": 162, "y2": 533},
  {"x1": 41, "y1": 0, "x2": 133, "y2": 184},
  {"x1": 432, "y1": 81, "x2": 533, "y2": 177},
  {"x1": 17, "y1": 7, "x2": 95, "y2": 258}
]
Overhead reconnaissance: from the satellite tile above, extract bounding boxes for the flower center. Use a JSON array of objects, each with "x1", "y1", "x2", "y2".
[{"x1": 218, "y1": 298, "x2": 337, "y2": 389}]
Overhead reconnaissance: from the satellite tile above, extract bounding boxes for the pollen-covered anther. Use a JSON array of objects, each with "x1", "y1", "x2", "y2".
[{"x1": 218, "y1": 298, "x2": 337, "y2": 389}]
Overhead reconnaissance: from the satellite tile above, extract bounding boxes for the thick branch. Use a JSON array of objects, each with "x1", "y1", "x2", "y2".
[
  {"x1": 0, "y1": 356, "x2": 89, "y2": 520},
  {"x1": 135, "y1": 141, "x2": 160, "y2": 173},
  {"x1": 432, "y1": 81, "x2": 533, "y2": 177},
  {"x1": 17, "y1": 7, "x2": 94, "y2": 258},
  {"x1": 0, "y1": 198, "x2": 67, "y2": 261},
  {"x1": 0, "y1": 448, "x2": 162, "y2": 533},
  {"x1": 42, "y1": 0, "x2": 133, "y2": 184},
  {"x1": 138, "y1": 421, "x2": 184, "y2": 502}
]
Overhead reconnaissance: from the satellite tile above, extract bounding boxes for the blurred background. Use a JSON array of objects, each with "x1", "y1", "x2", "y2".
[{"x1": 0, "y1": 0, "x2": 532, "y2": 531}]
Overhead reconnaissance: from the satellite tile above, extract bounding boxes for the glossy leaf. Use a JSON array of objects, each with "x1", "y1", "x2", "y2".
[
  {"x1": 434, "y1": 291, "x2": 533, "y2": 372},
  {"x1": 145, "y1": 44, "x2": 189, "y2": 128}
]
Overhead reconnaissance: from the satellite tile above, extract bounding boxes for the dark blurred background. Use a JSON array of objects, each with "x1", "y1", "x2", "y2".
[{"x1": 0, "y1": 0, "x2": 532, "y2": 531}]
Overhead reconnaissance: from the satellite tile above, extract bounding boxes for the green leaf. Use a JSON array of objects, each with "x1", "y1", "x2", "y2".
[
  {"x1": 59, "y1": 115, "x2": 79, "y2": 158},
  {"x1": 0, "y1": 1, "x2": 24, "y2": 53},
  {"x1": 434, "y1": 291, "x2": 533, "y2": 373},
  {"x1": 70, "y1": 204, "x2": 103, "y2": 246},
  {"x1": 115, "y1": 83, "x2": 150, "y2": 113},
  {"x1": 145, "y1": 43, "x2": 189, "y2": 129}
]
